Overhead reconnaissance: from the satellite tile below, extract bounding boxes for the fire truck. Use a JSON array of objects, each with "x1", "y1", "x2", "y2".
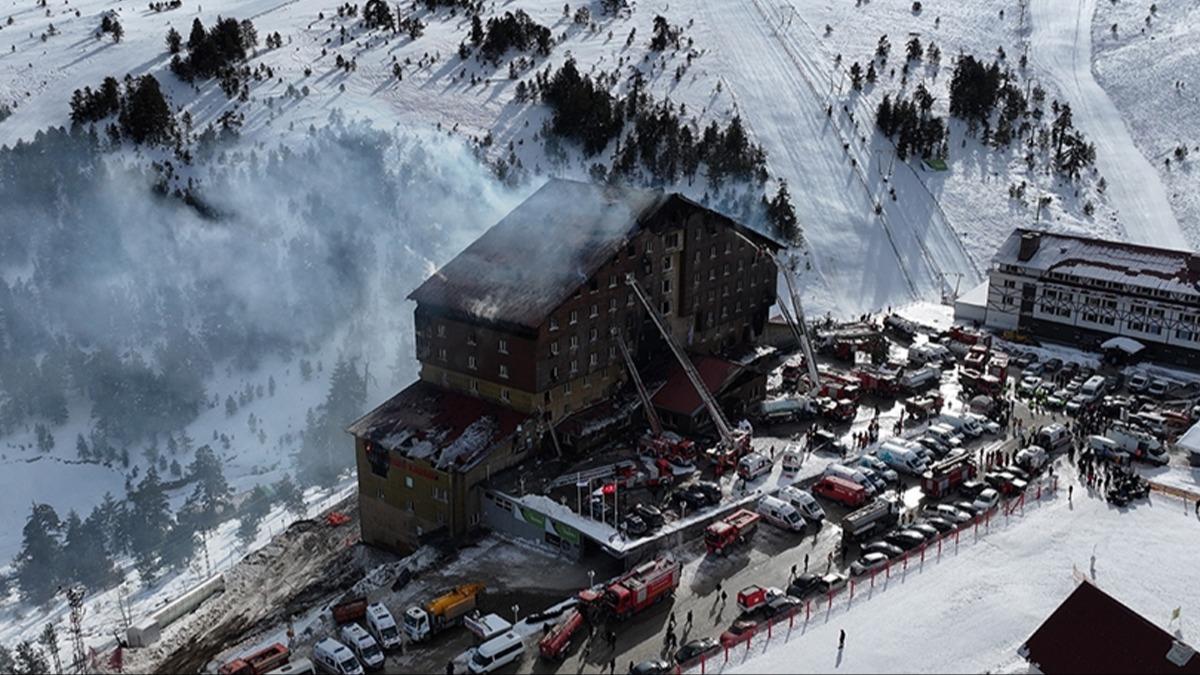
[
  {"x1": 920, "y1": 454, "x2": 978, "y2": 498},
  {"x1": 578, "y1": 556, "x2": 682, "y2": 621},
  {"x1": 704, "y1": 509, "x2": 760, "y2": 555},
  {"x1": 538, "y1": 608, "x2": 585, "y2": 660}
]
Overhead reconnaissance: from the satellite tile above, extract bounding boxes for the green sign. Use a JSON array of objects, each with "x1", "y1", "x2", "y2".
[
  {"x1": 520, "y1": 507, "x2": 546, "y2": 528},
  {"x1": 553, "y1": 521, "x2": 581, "y2": 546}
]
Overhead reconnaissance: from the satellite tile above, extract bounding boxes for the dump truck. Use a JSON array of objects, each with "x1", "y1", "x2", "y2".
[
  {"x1": 402, "y1": 583, "x2": 485, "y2": 642},
  {"x1": 330, "y1": 597, "x2": 368, "y2": 624},
  {"x1": 840, "y1": 494, "x2": 902, "y2": 542},
  {"x1": 578, "y1": 556, "x2": 682, "y2": 621},
  {"x1": 217, "y1": 643, "x2": 290, "y2": 675}
]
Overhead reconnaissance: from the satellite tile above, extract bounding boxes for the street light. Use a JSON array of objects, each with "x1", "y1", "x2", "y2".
[{"x1": 511, "y1": 604, "x2": 520, "y2": 625}]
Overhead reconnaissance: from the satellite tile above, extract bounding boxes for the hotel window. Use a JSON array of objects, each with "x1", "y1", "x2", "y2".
[
  {"x1": 549, "y1": 317, "x2": 559, "y2": 331},
  {"x1": 738, "y1": 259, "x2": 745, "y2": 272},
  {"x1": 608, "y1": 344, "x2": 617, "y2": 358},
  {"x1": 469, "y1": 379, "x2": 479, "y2": 393},
  {"x1": 551, "y1": 366, "x2": 559, "y2": 381},
  {"x1": 564, "y1": 381, "x2": 573, "y2": 394},
  {"x1": 499, "y1": 364, "x2": 509, "y2": 379},
  {"x1": 708, "y1": 269, "x2": 716, "y2": 281},
  {"x1": 438, "y1": 347, "x2": 447, "y2": 362},
  {"x1": 663, "y1": 256, "x2": 673, "y2": 271},
  {"x1": 590, "y1": 327, "x2": 598, "y2": 342},
  {"x1": 466, "y1": 333, "x2": 477, "y2": 346},
  {"x1": 724, "y1": 241, "x2": 731, "y2": 254},
  {"x1": 501, "y1": 388, "x2": 511, "y2": 403},
  {"x1": 666, "y1": 232, "x2": 681, "y2": 249},
  {"x1": 662, "y1": 279, "x2": 672, "y2": 294},
  {"x1": 498, "y1": 338, "x2": 508, "y2": 354},
  {"x1": 570, "y1": 359, "x2": 578, "y2": 374},
  {"x1": 437, "y1": 324, "x2": 446, "y2": 338},
  {"x1": 405, "y1": 476, "x2": 414, "y2": 488},
  {"x1": 627, "y1": 293, "x2": 635, "y2": 307},
  {"x1": 609, "y1": 298, "x2": 617, "y2": 313},
  {"x1": 551, "y1": 340, "x2": 560, "y2": 356},
  {"x1": 570, "y1": 310, "x2": 578, "y2": 325},
  {"x1": 1176, "y1": 314, "x2": 1199, "y2": 342},
  {"x1": 583, "y1": 375, "x2": 591, "y2": 388},
  {"x1": 710, "y1": 245, "x2": 717, "y2": 259},
  {"x1": 609, "y1": 274, "x2": 617, "y2": 288},
  {"x1": 570, "y1": 335, "x2": 579, "y2": 350},
  {"x1": 468, "y1": 355, "x2": 477, "y2": 370},
  {"x1": 590, "y1": 304, "x2": 598, "y2": 318},
  {"x1": 432, "y1": 487, "x2": 449, "y2": 503},
  {"x1": 723, "y1": 263, "x2": 730, "y2": 276},
  {"x1": 661, "y1": 300, "x2": 672, "y2": 315},
  {"x1": 590, "y1": 353, "x2": 598, "y2": 367},
  {"x1": 645, "y1": 241, "x2": 653, "y2": 254}
]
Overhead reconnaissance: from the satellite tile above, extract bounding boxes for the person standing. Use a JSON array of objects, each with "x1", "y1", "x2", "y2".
[
  {"x1": 838, "y1": 629, "x2": 846, "y2": 650},
  {"x1": 804, "y1": 552, "x2": 809, "y2": 572}
]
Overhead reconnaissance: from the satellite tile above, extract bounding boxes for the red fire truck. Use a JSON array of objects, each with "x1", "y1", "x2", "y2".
[
  {"x1": 217, "y1": 644, "x2": 290, "y2": 675},
  {"x1": 578, "y1": 556, "x2": 682, "y2": 621},
  {"x1": 538, "y1": 608, "x2": 585, "y2": 660},
  {"x1": 704, "y1": 509, "x2": 761, "y2": 555},
  {"x1": 920, "y1": 454, "x2": 978, "y2": 498}
]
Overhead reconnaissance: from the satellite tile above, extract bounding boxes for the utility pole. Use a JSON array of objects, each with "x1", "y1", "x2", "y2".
[{"x1": 65, "y1": 585, "x2": 87, "y2": 675}]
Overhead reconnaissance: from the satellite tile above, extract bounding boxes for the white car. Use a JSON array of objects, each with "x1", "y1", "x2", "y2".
[
  {"x1": 855, "y1": 455, "x2": 899, "y2": 484},
  {"x1": 1018, "y1": 376, "x2": 1041, "y2": 397},
  {"x1": 925, "y1": 503, "x2": 971, "y2": 524},
  {"x1": 1147, "y1": 378, "x2": 1170, "y2": 398},
  {"x1": 972, "y1": 488, "x2": 1000, "y2": 514},
  {"x1": 963, "y1": 412, "x2": 1001, "y2": 435},
  {"x1": 850, "y1": 552, "x2": 890, "y2": 577},
  {"x1": 1127, "y1": 372, "x2": 1150, "y2": 393},
  {"x1": 1015, "y1": 446, "x2": 1049, "y2": 473}
]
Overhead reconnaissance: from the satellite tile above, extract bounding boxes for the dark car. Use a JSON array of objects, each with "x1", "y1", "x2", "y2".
[
  {"x1": 674, "y1": 637, "x2": 720, "y2": 665},
  {"x1": 958, "y1": 479, "x2": 987, "y2": 498},
  {"x1": 884, "y1": 530, "x2": 927, "y2": 551},
  {"x1": 692, "y1": 481, "x2": 723, "y2": 505},
  {"x1": 635, "y1": 504, "x2": 665, "y2": 529},
  {"x1": 861, "y1": 540, "x2": 905, "y2": 559},
  {"x1": 1043, "y1": 358, "x2": 1064, "y2": 373},
  {"x1": 762, "y1": 594, "x2": 803, "y2": 619},
  {"x1": 630, "y1": 659, "x2": 674, "y2": 675},
  {"x1": 786, "y1": 574, "x2": 821, "y2": 599},
  {"x1": 907, "y1": 523, "x2": 939, "y2": 540},
  {"x1": 1002, "y1": 465, "x2": 1030, "y2": 483},
  {"x1": 919, "y1": 516, "x2": 954, "y2": 533}
]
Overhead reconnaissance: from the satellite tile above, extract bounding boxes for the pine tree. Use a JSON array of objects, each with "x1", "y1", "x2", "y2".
[
  {"x1": 16, "y1": 504, "x2": 63, "y2": 605},
  {"x1": 470, "y1": 14, "x2": 484, "y2": 45},
  {"x1": 119, "y1": 75, "x2": 175, "y2": 145},
  {"x1": 38, "y1": 623, "x2": 61, "y2": 675},
  {"x1": 187, "y1": 18, "x2": 206, "y2": 51},
  {"x1": 849, "y1": 62, "x2": 863, "y2": 90},
  {"x1": 363, "y1": 0, "x2": 395, "y2": 31},
  {"x1": 0, "y1": 645, "x2": 14, "y2": 674},
  {"x1": 298, "y1": 355, "x2": 367, "y2": 485},
  {"x1": 13, "y1": 641, "x2": 48, "y2": 675},
  {"x1": 275, "y1": 474, "x2": 306, "y2": 517},
  {"x1": 183, "y1": 445, "x2": 229, "y2": 529},
  {"x1": 76, "y1": 433, "x2": 90, "y2": 461},
  {"x1": 166, "y1": 26, "x2": 182, "y2": 53},
  {"x1": 236, "y1": 485, "x2": 271, "y2": 546},
  {"x1": 110, "y1": 19, "x2": 123, "y2": 43},
  {"x1": 66, "y1": 509, "x2": 121, "y2": 589},
  {"x1": 128, "y1": 466, "x2": 172, "y2": 578}
]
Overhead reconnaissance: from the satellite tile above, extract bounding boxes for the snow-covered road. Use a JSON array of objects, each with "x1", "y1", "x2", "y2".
[{"x1": 1028, "y1": 0, "x2": 1189, "y2": 250}]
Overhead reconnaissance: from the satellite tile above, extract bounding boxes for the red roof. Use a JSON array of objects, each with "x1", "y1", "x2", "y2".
[
  {"x1": 651, "y1": 356, "x2": 742, "y2": 417},
  {"x1": 1022, "y1": 580, "x2": 1200, "y2": 674}
]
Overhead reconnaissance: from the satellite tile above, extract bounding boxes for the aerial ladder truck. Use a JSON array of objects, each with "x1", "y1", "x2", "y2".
[
  {"x1": 616, "y1": 336, "x2": 696, "y2": 463},
  {"x1": 735, "y1": 234, "x2": 858, "y2": 423},
  {"x1": 625, "y1": 276, "x2": 752, "y2": 469}
]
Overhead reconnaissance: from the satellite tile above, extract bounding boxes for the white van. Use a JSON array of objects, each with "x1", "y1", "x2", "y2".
[
  {"x1": 339, "y1": 624, "x2": 384, "y2": 671},
  {"x1": 1087, "y1": 435, "x2": 1127, "y2": 461},
  {"x1": 1036, "y1": 423, "x2": 1071, "y2": 452},
  {"x1": 466, "y1": 631, "x2": 525, "y2": 674},
  {"x1": 737, "y1": 453, "x2": 772, "y2": 481},
  {"x1": 365, "y1": 603, "x2": 402, "y2": 651},
  {"x1": 901, "y1": 366, "x2": 941, "y2": 391},
  {"x1": 1107, "y1": 425, "x2": 1167, "y2": 465},
  {"x1": 778, "y1": 486, "x2": 825, "y2": 522},
  {"x1": 312, "y1": 639, "x2": 364, "y2": 675},
  {"x1": 781, "y1": 445, "x2": 804, "y2": 473},
  {"x1": 926, "y1": 424, "x2": 963, "y2": 449},
  {"x1": 757, "y1": 495, "x2": 806, "y2": 532},
  {"x1": 937, "y1": 413, "x2": 982, "y2": 439},
  {"x1": 1080, "y1": 375, "x2": 1107, "y2": 400},
  {"x1": 823, "y1": 464, "x2": 877, "y2": 495},
  {"x1": 876, "y1": 442, "x2": 927, "y2": 475},
  {"x1": 268, "y1": 659, "x2": 316, "y2": 675}
]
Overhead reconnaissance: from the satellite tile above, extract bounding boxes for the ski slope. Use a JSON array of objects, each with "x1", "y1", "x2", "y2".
[
  {"x1": 1028, "y1": 0, "x2": 1189, "y2": 250},
  {"x1": 721, "y1": 479, "x2": 1200, "y2": 674}
]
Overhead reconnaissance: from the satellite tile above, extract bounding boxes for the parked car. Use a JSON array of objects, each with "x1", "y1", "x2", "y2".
[
  {"x1": 1147, "y1": 379, "x2": 1171, "y2": 398},
  {"x1": 1043, "y1": 358, "x2": 1063, "y2": 373},
  {"x1": 861, "y1": 541, "x2": 905, "y2": 559},
  {"x1": 972, "y1": 488, "x2": 1000, "y2": 513},
  {"x1": 926, "y1": 503, "x2": 972, "y2": 523},
  {"x1": 635, "y1": 504, "x2": 664, "y2": 529},
  {"x1": 850, "y1": 552, "x2": 891, "y2": 576},
  {"x1": 884, "y1": 530, "x2": 927, "y2": 551},
  {"x1": 786, "y1": 574, "x2": 822, "y2": 599},
  {"x1": 1018, "y1": 376, "x2": 1041, "y2": 397},
  {"x1": 1045, "y1": 390, "x2": 1069, "y2": 409},
  {"x1": 907, "y1": 523, "x2": 939, "y2": 540},
  {"x1": 1015, "y1": 446, "x2": 1049, "y2": 474},
  {"x1": 963, "y1": 412, "x2": 1002, "y2": 435},
  {"x1": 953, "y1": 500, "x2": 982, "y2": 517},
  {"x1": 674, "y1": 638, "x2": 720, "y2": 665},
  {"x1": 621, "y1": 515, "x2": 649, "y2": 536},
  {"x1": 957, "y1": 480, "x2": 988, "y2": 499},
  {"x1": 919, "y1": 516, "x2": 955, "y2": 533},
  {"x1": 630, "y1": 660, "x2": 673, "y2": 675},
  {"x1": 761, "y1": 595, "x2": 803, "y2": 619},
  {"x1": 719, "y1": 621, "x2": 758, "y2": 648},
  {"x1": 855, "y1": 456, "x2": 899, "y2": 484},
  {"x1": 813, "y1": 573, "x2": 848, "y2": 595},
  {"x1": 1128, "y1": 372, "x2": 1150, "y2": 393}
]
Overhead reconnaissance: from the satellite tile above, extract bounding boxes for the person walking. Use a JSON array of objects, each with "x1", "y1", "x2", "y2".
[
  {"x1": 1068, "y1": 484, "x2": 1073, "y2": 503},
  {"x1": 838, "y1": 629, "x2": 846, "y2": 650},
  {"x1": 804, "y1": 552, "x2": 809, "y2": 573},
  {"x1": 686, "y1": 609, "x2": 693, "y2": 630},
  {"x1": 1194, "y1": 499, "x2": 1199, "y2": 516}
]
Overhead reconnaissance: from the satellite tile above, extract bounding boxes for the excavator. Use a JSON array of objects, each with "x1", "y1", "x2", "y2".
[{"x1": 625, "y1": 276, "x2": 752, "y2": 470}]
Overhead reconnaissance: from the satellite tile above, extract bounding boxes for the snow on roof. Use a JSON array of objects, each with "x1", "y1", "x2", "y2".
[
  {"x1": 408, "y1": 179, "x2": 782, "y2": 329},
  {"x1": 346, "y1": 381, "x2": 530, "y2": 472},
  {"x1": 1179, "y1": 421, "x2": 1200, "y2": 453},
  {"x1": 1100, "y1": 336, "x2": 1146, "y2": 354},
  {"x1": 957, "y1": 278, "x2": 990, "y2": 307},
  {"x1": 994, "y1": 228, "x2": 1200, "y2": 298}
]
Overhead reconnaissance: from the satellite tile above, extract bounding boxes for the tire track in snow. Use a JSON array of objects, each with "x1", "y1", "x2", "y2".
[{"x1": 1028, "y1": 0, "x2": 1188, "y2": 249}]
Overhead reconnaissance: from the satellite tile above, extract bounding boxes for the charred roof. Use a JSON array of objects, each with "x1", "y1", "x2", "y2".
[{"x1": 408, "y1": 178, "x2": 782, "y2": 329}]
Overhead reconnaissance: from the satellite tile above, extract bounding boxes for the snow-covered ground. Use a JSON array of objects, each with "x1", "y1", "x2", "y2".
[
  {"x1": 1028, "y1": 0, "x2": 1188, "y2": 251},
  {"x1": 710, "y1": 473, "x2": 1200, "y2": 673},
  {"x1": 1092, "y1": 0, "x2": 1200, "y2": 249}
]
